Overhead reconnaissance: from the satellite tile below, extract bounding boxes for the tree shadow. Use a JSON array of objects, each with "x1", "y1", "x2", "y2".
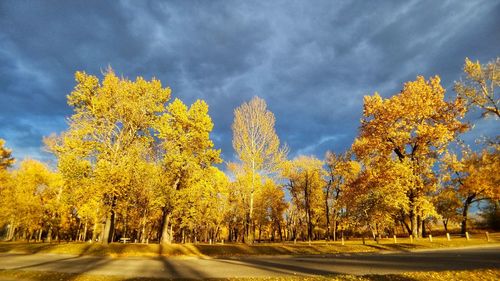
[
  {"x1": 216, "y1": 257, "x2": 341, "y2": 276},
  {"x1": 289, "y1": 249, "x2": 500, "y2": 273},
  {"x1": 157, "y1": 244, "x2": 206, "y2": 279}
]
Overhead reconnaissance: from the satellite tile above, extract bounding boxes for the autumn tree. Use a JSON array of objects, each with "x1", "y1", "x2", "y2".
[
  {"x1": 433, "y1": 187, "x2": 461, "y2": 232},
  {"x1": 225, "y1": 162, "x2": 252, "y2": 242},
  {"x1": 283, "y1": 155, "x2": 326, "y2": 241},
  {"x1": 353, "y1": 76, "x2": 468, "y2": 238},
  {"x1": 0, "y1": 160, "x2": 56, "y2": 241},
  {"x1": 324, "y1": 151, "x2": 360, "y2": 240},
  {"x1": 0, "y1": 139, "x2": 14, "y2": 240},
  {"x1": 232, "y1": 96, "x2": 287, "y2": 243},
  {"x1": 0, "y1": 139, "x2": 14, "y2": 169},
  {"x1": 345, "y1": 160, "x2": 418, "y2": 239},
  {"x1": 253, "y1": 178, "x2": 287, "y2": 241},
  {"x1": 455, "y1": 57, "x2": 499, "y2": 118},
  {"x1": 156, "y1": 99, "x2": 221, "y2": 244},
  {"x1": 47, "y1": 69, "x2": 171, "y2": 244},
  {"x1": 441, "y1": 147, "x2": 500, "y2": 234}
]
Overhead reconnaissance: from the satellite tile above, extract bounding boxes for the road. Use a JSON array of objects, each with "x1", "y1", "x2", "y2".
[{"x1": 0, "y1": 245, "x2": 499, "y2": 279}]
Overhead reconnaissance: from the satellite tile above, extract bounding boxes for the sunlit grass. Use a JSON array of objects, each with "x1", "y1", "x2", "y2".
[{"x1": 0, "y1": 233, "x2": 497, "y2": 257}]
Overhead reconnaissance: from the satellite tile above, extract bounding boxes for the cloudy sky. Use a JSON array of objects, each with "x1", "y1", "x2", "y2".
[{"x1": 1, "y1": 0, "x2": 499, "y2": 165}]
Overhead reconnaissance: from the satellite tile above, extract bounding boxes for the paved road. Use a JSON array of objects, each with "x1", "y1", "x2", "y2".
[{"x1": 0, "y1": 246, "x2": 499, "y2": 279}]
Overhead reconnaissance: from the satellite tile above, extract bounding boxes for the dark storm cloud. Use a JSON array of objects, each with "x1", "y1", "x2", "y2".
[{"x1": 0, "y1": 0, "x2": 498, "y2": 163}]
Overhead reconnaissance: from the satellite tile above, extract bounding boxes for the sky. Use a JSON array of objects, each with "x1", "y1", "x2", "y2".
[{"x1": 0, "y1": 0, "x2": 499, "y2": 165}]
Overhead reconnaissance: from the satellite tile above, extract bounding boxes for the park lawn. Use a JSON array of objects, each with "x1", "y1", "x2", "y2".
[
  {"x1": 0, "y1": 269, "x2": 498, "y2": 281},
  {"x1": 0, "y1": 233, "x2": 497, "y2": 257}
]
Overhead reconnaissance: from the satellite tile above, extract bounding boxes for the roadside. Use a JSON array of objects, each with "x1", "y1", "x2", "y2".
[{"x1": 0, "y1": 234, "x2": 498, "y2": 258}]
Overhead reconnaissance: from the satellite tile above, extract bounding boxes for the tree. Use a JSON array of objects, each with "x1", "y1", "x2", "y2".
[
  {"x1": 442, "y1": 147, "x2": 500, "y2": 234},
  {"x1": 455, "y1": 57, "x2": 500, "y2": 118},
  {"x1": 353, "y1": 76, "x2": 468, "y2": 238},
  {"x1": 232, "y1": 96, "x2": 287, "y2": 243},
  {"x1": 348, "y1": 159, "x2": 406, "y2": 239},
  {"x1": 325, "y1": 151, "x2": 360, "y2": 240},
  {"x1": 225, "y1": 162, "x2": 252, "y2": 242},
  {"x1": 0, "y1": 139, "x2": 14, "y2": 238},
  {"x1": 156, "y1": 98, "x2": 221, "y2": 244},
  {"x1": 0, "y1": 160, "x2": 55, "y2": 241},
  {"x1": 283, "y1": 155, "x2": 325, "y2": 241},
  {"x1": 433, "y1": 187, "x2": 461, "y2": 232},
  {"x1": 47, "y1": 69, "x2": 171, "y2": 244},
  {"x1": 0, "y1": 139, "x2": 14, "y2": 169},
  {"x1": 253, "y1": 178, "x2": 287, "y2": 242}
]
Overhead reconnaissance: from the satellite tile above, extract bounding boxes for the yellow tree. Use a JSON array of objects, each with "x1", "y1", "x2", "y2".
[
  {"x1": 283, "y1": 155, "x2": 326, "y2": 241},
  {"x1": 253, "y1": 178, "x2": 287, "y2": 241},
  {"x1": 47, "y1": 69, "x2": 171, "y2": 244},
  {"x1": 226, "y1": 162, "x2": 252, "y2": 242},
  {"x1": 197, "y1": 167, "x2": 230, "y2": 242},
  {"x1": 173, "y1": 167, "x2": 229, "y2": 243},
  {"x1": 232, "y1": 96, "x2": 287, "y2": 243},
  {"x1": 343, "y1": 159, "x2": 416, "y2": 239},
  {"x1": 0, "y1": 139, "x2": 14, "y2": 239},
  {"x1": 442, "y1": 148, "x2": 500, "y2": 234},
  {"x1": 45, "y1": 135, "x2": 103, "y2": 242},
  {"x1": 156, "y1": 98, "x2": 221, "y2": 244},
  {"x1": 433, "y1": 187, "x2": 461, "y2": 232},
  {"x1": 0, "y1": 139, "x2": 15, "y2": 169},
  {"x1": 455, "y1": 57, "x2": 499, "y2": 118},
  {"x1": 1, "y1": 160, "x2": 54, "y2": 241},
  {"x1": 353, "y1": 76, "x2": 468, "y2": 238},
  {"x1": 325, "y1": 151, "x2": 360, "y2": 241}
]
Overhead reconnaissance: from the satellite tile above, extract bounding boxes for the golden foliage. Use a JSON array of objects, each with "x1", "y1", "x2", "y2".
[
  {"x1": 455, "y1": 57, "x2": 500, "y2": 118},
  {"x1": 352, "y1": 76, "x2": 468, "y2": 236},
  {"x1": 0, "y1": 139, "x2": 14, "y2": 170}
]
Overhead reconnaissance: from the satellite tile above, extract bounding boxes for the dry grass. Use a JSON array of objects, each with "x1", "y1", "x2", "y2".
[{"x1": 0, "y1": 232, "x2": 497, "y2": 258}]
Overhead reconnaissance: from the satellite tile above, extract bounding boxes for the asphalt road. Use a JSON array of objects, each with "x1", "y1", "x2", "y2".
[{"x1": 0, "y1": 245, "x2": 499, "y2": 279}]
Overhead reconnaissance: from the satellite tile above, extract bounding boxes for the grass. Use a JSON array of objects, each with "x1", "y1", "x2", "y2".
[
  {"x1": 0, "y1": 233, "x2": 498, "y2": 258},
  {"x1": 0, "y1": 269, "x2": 498, "y2": 281}
]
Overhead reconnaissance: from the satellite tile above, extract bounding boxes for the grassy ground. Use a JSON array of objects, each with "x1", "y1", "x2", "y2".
[
  {"x1": 0, "y1": 269, "x2": 498, "y2": 281},
  {"x1": 0, "y1": 233, "x2": 498, "y2": 258}
]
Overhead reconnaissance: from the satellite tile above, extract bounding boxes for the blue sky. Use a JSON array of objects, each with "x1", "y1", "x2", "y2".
[{"x1": 0, "y1": 0, "x2": 499, "y2": 165}]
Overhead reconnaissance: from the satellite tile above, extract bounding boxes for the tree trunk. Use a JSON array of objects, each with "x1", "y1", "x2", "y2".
[
  {"x1": 402, "y1": 219, "x2": 411, "y2": 236},
  {"x1": 102, "y1": 210, "x2": 113, "y2": 244},
  {"x1": 102, "y1": 196, "x2": 117, "y2": 244},
  {"x1": 305, "y1": 172, "x2": 313, "y2": 241},
  {"x1": 461, "y1": 194, "x2": 475, "y2": 235},
  {"x1": 421, "y1": 219, "x2": 427, "y2": 238},
  {"x1": 82, "y1": 220, "x2": 88, "y2": 242},
  {"x1": 7, "y1": 220, "x2": 16, "y2": 241},
  {"x1": 277, "y1": 221, "x2": 283, "y2": 241},
  {"x1": 409, "y1": 204, "x2": 418, "y2": 238},
  {"x1": 443, "y1": 219, "x2": 448, "y2": 233},
  {"x1": 47, "y1": 226, "x2": 53, "y2": 243},
  {"x1": 258, "y1": 224, "x2": 262, "y2": 242},
  {"x1": 332, "y1": 212, "x2": 337, "y2": 241},
  {"x1": 325, "y1": 186, "x2": 330, "y2": 240},
  {"x1": 37, "y1": 229, "x2": 43, "y2": 242},
  {"x1": 140, "y1": 210, "x2": 148, "y2": 243},
  {"x1": 247, "y1": 159, "x2": 256, "y2": 244},
  {"x1": 76, "y1": 221, "x2": 82, "y2": 242},
  {"x1": 417, "y1": 215, "x2": 421, "y2": 238},
  {"x1": 160, "y1": 209, "x2": 172, "y2": 244},
  {"x1": 91, "y1": 221, "x2": 98, "y2": 242}
]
